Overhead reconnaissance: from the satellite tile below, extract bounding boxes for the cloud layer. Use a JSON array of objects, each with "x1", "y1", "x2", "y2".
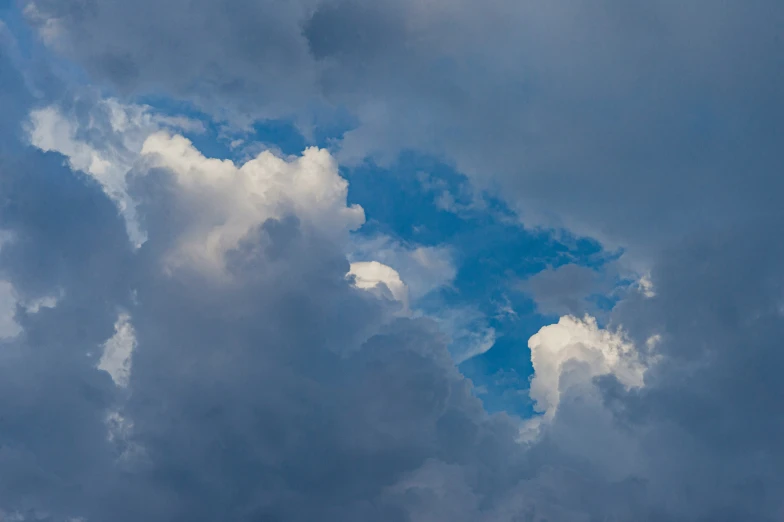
[
  {"x1": 24, "y1": 0, "x2": 784, "y2": 257},
  {"x1": 1, "y1": 1, "x2": 783, "y2": 521}
]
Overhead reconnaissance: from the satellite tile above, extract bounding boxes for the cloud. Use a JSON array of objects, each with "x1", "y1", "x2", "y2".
[
  {"x1": 0, "y1": 84, "x2": 524, "y2": 520},
  {"x1": 347, "y1": 234, "x2": 498, "y2": 364},
  {"x1": 26, "y1": 98, "x2": 365, "y2": 275},
  {"x1": 4, "y1": 2, "x2": 784, "y2": 521},
  {"x1": 0, "y1": 149, "x2": 135, "y2": 522},
  {"x1": 527, "y1": 315, "x2": 645, "y2": 420},
  {"x1": 349, "y1": 235, "x2": 456, "y2": 301},
  {"x1": 0, "y1": 85, "x2": 631, "y2": 521},
  {"x1": 24, "y1": 0, "x2": 321, "y2": 126},
  {"x1": 520, "y1": 264, "x2": 611, "y2": 317},
  {"x1": 139, "y1": 133, "x2": 365, "y2": 273},
  {"x1": 27, "y1": 99, "x2": 203, "y2": 246},
  {"x1": 521, "y1": 221, "x2": 784, "y2": 519},
  {"x1": 0, "y1": 280, "x2": 61, "y2": 340},
  {"x1": 97, "y1": 312, "x2": 136, "y2": 388},
  {"x1": 0, "y1": 281, "x2": 22, "y2": 339},
  {"x1": 348, "y1": 236, "x2": 495, "y2": 364},
  {"x1": 435, "y1": 306, "x2": 497, "y2": 365},
  {"x1": 349, "y1": 261, "x2": 409, "y2": 310},
  {"x1": 24, "y1": 0, "x2": 784, "y2": 260}
]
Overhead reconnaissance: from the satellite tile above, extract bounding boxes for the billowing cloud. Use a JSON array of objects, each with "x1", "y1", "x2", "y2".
[
  {"x1": 527, "y1": 315, "x2": 645, "y2": 420},
  {"x1": 23, "y1": 0, "x2": 784, "y2": 259},
  {"x1": 0, "y1": 84, "x2": 524, "y2": 520},
  {"x1": 349, "y1": 236, "x2": 456, "y2": 302},
  {"x1": 26, "y1": 100, "x2": 365, "y2": 274},
  {"x1": 139, "y1": 134, "x2": 365, "y2": 273},
  {"x1": 2, "y1": 2, "x2": 784, "y2": 521},
  {"x1": 349, "y1": 260, "x2": 409, "y2": 309}
]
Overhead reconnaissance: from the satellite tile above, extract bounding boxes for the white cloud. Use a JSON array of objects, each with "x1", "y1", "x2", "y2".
[
  {"x1": 349, "y1": 261, "x2": 409, "y2": 311},
  {"x1": 349, "y1": 236, "x2": 455, "y2": 301},
  {"x1": 27, "y1": 98, "x2": 366, "y2": 277},
  {"x1": 140, "y1": 133, "x2": 365, "y2": 273},
  {"x1": 347, "y1": 236, "x2": 493, "y2": 364},
  {"x1": 527, "y1": 315, "x2": 646, "y2": 420},
  {"x1": 97, "y1": 312, "x2": 136, "y2": 388}
]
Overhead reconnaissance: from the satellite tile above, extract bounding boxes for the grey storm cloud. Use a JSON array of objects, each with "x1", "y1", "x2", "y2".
[
  {"x1": 1, "y1": 1, "x2": 784, "y2": 521},
  {"x1": 0, "y1": 117, "x2": 574, "y2": 520},
  {"x1": 519, "y1": 263, "x2": 620, "y2": 318},
  {"x1": 0, "y1": 48, "x2": 549, "y2": 521},
  {"x1": 24, "y1": 0, "x2": 784, "y2": 254}
]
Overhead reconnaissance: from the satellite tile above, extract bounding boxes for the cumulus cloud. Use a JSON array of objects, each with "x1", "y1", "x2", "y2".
[
  {"x1": 139, "y1": 133, "x2": 365, "y2": 273},
  {"x1": 0, "y1": 94, "x2": 589, "y2": 521},
  {"x1": 349, "y1": 236, "x2": 456, "y2": 301},
  {"x1": 3, "y1": 2, "x2": 784, "y2": 521},
  {"x1": 348, "y1": 260, "x2": 409, "y2": 310},
  {"x1": 527, "y1": 315, "x2": 645, "y2": 419},
  {"x1": 346, "y1": 236, "x2": 499, "y2": 363},
  {"x1": 26, "y1": 99, "x2": 365, "y2": 273},
  {"x1": 0, "y1": 82, "x2": 524, "y2": 520},
  {"x1": 347, "y1": 236, "x2": 495, "y2": 364}
]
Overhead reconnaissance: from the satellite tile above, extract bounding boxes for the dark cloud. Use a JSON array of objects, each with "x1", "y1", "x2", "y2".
[
  {"x1": 0, "y1": 117, "x2": 134, "y2": 522},
  {"x1": 3, "y1": 2, "x2": 784, "y2": 521},
  {"x1": 0, "y1": 148, "x2": 534, "y2": 521},
  {"x1": 23, "y1": 0, "x2": 320, "y2": 129},
  {"x1": 604, "y1": 222, "x2": 784, "y2": 519},
  {"x1": 24, "y1": 0, "x2": 784, "y2": 254},
  {"x1": 513, "y1": 218, "x2": 784, "y2": 521},
  {"x1": 0, "y1": 62, "x2": 534, "y2": 519},
  {"x1": 3, "y1": 113, "x2": 781, "y2": 522}
]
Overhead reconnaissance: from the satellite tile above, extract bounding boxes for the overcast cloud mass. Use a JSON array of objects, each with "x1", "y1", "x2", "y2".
[{"x1": 1, "y1": 0, "x2": 783, "y2": 520}]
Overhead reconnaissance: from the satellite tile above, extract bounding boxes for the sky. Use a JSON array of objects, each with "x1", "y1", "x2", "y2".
[{"x1": 0, "y1": 0, "x2": 783, "y2": 520}]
